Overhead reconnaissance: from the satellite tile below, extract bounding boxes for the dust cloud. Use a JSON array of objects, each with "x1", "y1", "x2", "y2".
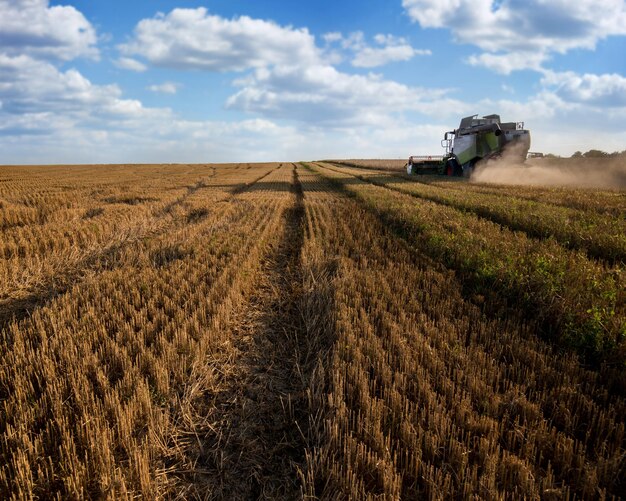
[{"x1": 472, "y1": 145, "x2": 626, "y2": 189}]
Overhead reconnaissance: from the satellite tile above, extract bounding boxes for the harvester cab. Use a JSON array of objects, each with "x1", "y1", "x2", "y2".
[{"x1": 407, "y1": 114, "x2": 530, "y2": 177}]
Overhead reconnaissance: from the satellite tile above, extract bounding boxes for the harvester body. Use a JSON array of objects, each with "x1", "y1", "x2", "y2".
[{"x1": 407, "y1": 114, "x2": 530, "y2": 177}]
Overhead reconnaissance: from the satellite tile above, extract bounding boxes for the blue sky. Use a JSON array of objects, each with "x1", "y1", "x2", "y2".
[{"x1": 1, "y1": 0, "x2": 625, "y2": 163}]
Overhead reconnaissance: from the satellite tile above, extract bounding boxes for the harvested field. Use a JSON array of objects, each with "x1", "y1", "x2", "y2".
[
  {"x1": 328, "y1": 159, "x2": 408, "y2": 171},
  {"x1": 1, "y1": 162, "x2": 625, "y2": 499}
]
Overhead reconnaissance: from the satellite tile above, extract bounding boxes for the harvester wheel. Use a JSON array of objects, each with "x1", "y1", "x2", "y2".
[{"x1": 445, "y1": 159, "x2": 458, "y2": 176}]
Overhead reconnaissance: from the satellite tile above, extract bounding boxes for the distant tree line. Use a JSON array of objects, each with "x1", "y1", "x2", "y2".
[
  {"x1": 538, "y1": 150, "x2": 626, "y2": 159},
  {"x1": 570, "y1": 149, "x2": 626, "y2": 158}
]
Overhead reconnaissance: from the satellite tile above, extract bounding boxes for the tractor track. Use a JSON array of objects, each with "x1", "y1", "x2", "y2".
[
  {"x1": 0, "y1": 165, "x2": 280, "y2": 333},
  {"x1": 230, "y1": 164, "x2": 282, "y2": 196},
  {"x1": 190, "y1": 164, "x2": 316, "y2": 499}
]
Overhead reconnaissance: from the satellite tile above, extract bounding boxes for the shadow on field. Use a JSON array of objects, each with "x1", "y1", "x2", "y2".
[
  {"x1": 0, "y1": 244, "x2": 124, "y2": 333},
  {"x1": 309, "y1": 164, "x2": 626, "y2": 392},
  {"x1": 189, "y1": 165, "x2": 338, "y2": 499}
]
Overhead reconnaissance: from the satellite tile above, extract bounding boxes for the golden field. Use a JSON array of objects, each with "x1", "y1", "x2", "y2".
[{"x1": 1, "y1": 162, "x2": 625, "y2": 499}]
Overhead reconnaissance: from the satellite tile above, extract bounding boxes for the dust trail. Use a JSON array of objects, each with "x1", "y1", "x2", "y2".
[{"x1": 472, "y1": 145, "x2": 626, "y2": 189}]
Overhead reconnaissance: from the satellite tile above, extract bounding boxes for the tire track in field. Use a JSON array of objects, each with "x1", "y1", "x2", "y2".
[
  {"x1": 196, "y1": 164, "x2": 321, "y2": 499},
  {"x1": 323, "y1": 162, "x2": 625, "y2": 264},
  {"x1": 0, "y1": 165, "x2": 280, "y2": 332},
  {"x1": 229, "y1": 163, "x2": 282, "y2": 196}
]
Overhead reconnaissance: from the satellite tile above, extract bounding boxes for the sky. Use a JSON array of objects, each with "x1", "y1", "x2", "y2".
[{"x1": 1, "y1": 0, "x2": 625, "y2": 164}]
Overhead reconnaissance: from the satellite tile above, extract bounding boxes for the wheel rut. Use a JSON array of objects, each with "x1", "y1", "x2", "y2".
[{"x1": 195, "y1": 164, "x2": 312, "y2": 499}]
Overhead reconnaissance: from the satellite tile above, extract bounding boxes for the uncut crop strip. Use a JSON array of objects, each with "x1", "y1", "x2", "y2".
[
  {"x1": 325, "y1": 162, "x2": 626, "y2": 264},
  {"x1": 310, "y1": 163, "x2": 626, "y2": 366},
  {"x1": 326, "y1": 159, "x2": 626, "y2": 217},
  {"x1": 0, "y1": 164, "x2": 291, "y2": 499},
  {"x1": 416, "y1": 173, "x2": 626, "y2": 217},
  {"x1": 297, "y1": 164, "x2": 626, "y2": 499},
  {"x1": 0, "y1": 164, "x2": 279, "y2": 329}
]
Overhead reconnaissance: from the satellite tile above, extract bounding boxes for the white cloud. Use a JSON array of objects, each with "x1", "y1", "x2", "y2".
[
  {"x1": 323, "y1": 31, "x2": 430, "y2": 68},
  {"x1": 352, "y1": 44, "x2": 417, "y2": 67},
  {"x1": 0, "y1": 113, "x2": 308, "y2": 164},
  {"x1": 541, "y1": 70, "x2": 626, "y2": 107},
  {"x1": 402, "y1": 0, "x2": 626, "y2": 73},
  {"x1": 114, "y1": 57, "x2": 147, "y2": 72},
  {"x1": 322, "y1": 32, "x2": 343, "y2": 43},
  {"x1": 467, "y1": 52, "x2": 547, "y2": 75},
  {"x1": 1, "y1": 2, "x2": 623, "y2": 163},
  {"x1": 119, "y1": 8, "x2": 442, "y2": 128},
  {"x1": 0, "y1": 1, "x2": 182, "y2": 157},
  {"x1": 0, "y1": 54, "x2": 168, "y2": 131},
  {"x1": 352, "y1": 33, "x2": 431, "y2": 68},
  {"x1": 0, "y1": 3, "x2": 434, "y2": 162},
  {"x1": 0, "y1": 106, "x2": 455, "y2": 164},
  {"x1": 225, "y1": 63, "x2": 452, "y2": 125},
  {"x1": 120, "y1": 7, "x2": 319, "y2": 71},
  {"x1": 402, "y1": 0, "x2": 465, "y2": 28},
  {"x1": 2, "y1": 81, "x2": 625, "y2": 163},
  {"x1": 147, "y1": 82, "x2": 180, "y2": 94},
  {"x1": 0, "y1": 0, "x2": 98, "y2": 61}
]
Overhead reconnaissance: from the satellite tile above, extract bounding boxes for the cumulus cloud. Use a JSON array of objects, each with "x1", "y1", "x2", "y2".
[
  {"x1": 0, "y1": 0, "x2": 98, "y2": 61},
  {"x1": 0, "y1": 3, "x2": 451, "y2": 161},
  {"x1": 322, "y1": 32, "x2": 343, "y2": 43},
  {"x1": 119, "y1": 8, "x2": 444, "y2": 127},
  {"x1": 541, "y1": 70, "x2": 626, "y2": 107},
  {"x1": 120, "y1": 7, "x2": 319, "y2": 71},
  {"x1": 114, "y1": 57, "x2": 147, "y2": 72},
  {"x1": 402, "y1": 0, "x2": 626, "y2": 73},
  {"x1": 337, "y1": 32, "x2": 431, "y2": 68},
  {"x1": 147, "y1": 82, "x2": 180, "y2": 94},
  {"x1": 0, "y1": 54, "x2": 168, "y2": 137},
  {"x1": 467, "y1": 52, "x2": 547, "y2": 74},
  {"x1": 0, "y1": 114, "x2": 311, "y2": 164},
  {"x1": 225, "y1": 63, "x2": 457, "y2": 125},
  {"x1": 2, "y1": 1, "x2": 622, "y2": 163},
  {"x1": 0, "y1": 0, "x2": 175, "y2": 148}
]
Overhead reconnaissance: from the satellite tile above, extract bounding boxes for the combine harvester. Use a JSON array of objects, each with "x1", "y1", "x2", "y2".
[{"x1": 407, "y1": 114, "x2": 530, "y2": 177}]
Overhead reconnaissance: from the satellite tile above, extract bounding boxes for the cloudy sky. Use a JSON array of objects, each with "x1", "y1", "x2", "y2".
[{"x1": 1, "y1": 0, "x2": 625, "y2": 164}]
